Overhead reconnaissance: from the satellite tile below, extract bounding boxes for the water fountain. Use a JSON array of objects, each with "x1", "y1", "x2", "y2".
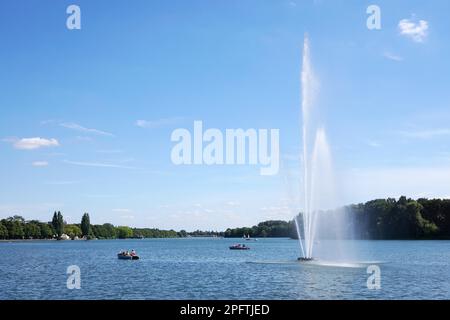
[{"x1": 296, "y1": 35, "x2": 336, "y2": 261}]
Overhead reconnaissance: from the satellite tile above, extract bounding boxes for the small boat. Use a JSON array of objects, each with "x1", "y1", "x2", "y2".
[
  {"x1": 243, "y1": 234, "x2": 258, "y2": 241},
  {"x1": 117, "y1": 251, "x2": 140, "y2": 260},
  {"x1": 297, "y1": 257, "x2": 314, "y2": 262},
  {"x1": 229, "y1": 244, "x2": 250, "y2": 250}
]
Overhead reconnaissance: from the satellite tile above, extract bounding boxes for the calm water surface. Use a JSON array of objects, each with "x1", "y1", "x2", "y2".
[{"x1": 0, "y1": 238, "x2": 449, "y2": 299}]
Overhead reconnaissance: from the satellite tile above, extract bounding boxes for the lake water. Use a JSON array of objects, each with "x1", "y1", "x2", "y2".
[{"x1": 0, "y1": 238, "x2": 449, "y2": 300}]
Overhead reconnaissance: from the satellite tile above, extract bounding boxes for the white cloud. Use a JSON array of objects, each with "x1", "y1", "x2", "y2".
[
  {"x1": 135, "y1": 117, "x2": 183, "y2": 129},
  {"x1": 32, "y1": 161, "x2": 49, "y2": 167},
  {"x1": 383, "y1": 52, "x2": 403, "y2": 62},
  {"x1": 60, "y1": 122, "x2": 114, "y2": 137},
  {"x1": 398, "y1": 18, "x2": 429, "y2": 43},
  {"x1": 5, "y1": 137, "x2": 60, "y2": 150}
]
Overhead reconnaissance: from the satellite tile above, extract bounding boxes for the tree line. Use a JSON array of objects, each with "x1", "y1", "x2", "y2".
[
  {"x1": 1, "y1": 197, "x2": 449, "y2": 240},
  {"x1": 348, "y1": 196, "x2": 450, "y2": 239},
  {"x1": 224, "y1": 220, "x2": 297, "y2": 238},
  {"x1": 224, "y1": 197, "x2": 450, "y2": 240},
  {"x1": 0, "y1": 212, "x2": 181, "y2": 240}
]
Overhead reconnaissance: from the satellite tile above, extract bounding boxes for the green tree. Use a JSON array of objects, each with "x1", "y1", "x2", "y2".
[
  {"x1": 260, "y1": 229, "x2": 268, "y2": 238},
  {"x1": 52, "y1": 211, "x2": 65, "y2": 238},
  {"x1": 81, "y1": 213, "x2": 91, "y2": 237},
  {"x1": 3, "y1": 216, "x2": 25, "y2": 239},
  {"x1": 24, "y1": 222, "x2": 41, "y2": 239},
  {"x1": 39, "y1": 223, "x2": 54, "y2": 239},
  {"x1": 65, "y1": 225, "x2": 82, "y2": 239},
  {"x1": 116, "y1": 226, "x2": 133, "y2": 239},
  {"x1": 0, "y1": 222, "x2": 8, "y2": 239},
  {"x1": 9, "y1": 221, "x2": 24, "y2": 239},
  {"x1": 92, "y1": 223, "x2": 117, "y2": 239}
]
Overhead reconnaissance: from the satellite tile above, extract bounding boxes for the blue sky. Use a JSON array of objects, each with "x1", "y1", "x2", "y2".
[{"x1": 1, "y1": 0, "x2": 450, "y2": 230}]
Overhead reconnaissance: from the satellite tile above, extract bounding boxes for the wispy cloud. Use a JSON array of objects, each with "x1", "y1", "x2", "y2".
[
  {"x1": 383, "y1": 51, "x2": 403, "y2": 62},
  {"x1": 398, "y1": 18, "x2": 429, "y2": 43},
  {"x1": 399, "y1": 128, "x2": 450, "y2": 139},
  {"x1": 63, "y1": 160, "x2": 136, "y2": 169},
  {"x1": 32, "y1": 161, "x2": 49, "y2": 167},
  {"x1": 135, "y1": 117, "x2": 183, "y2": 129},
  {"x1": 60, "y1": 122, "x2": 114, "y2": 137},
  {"x1": 4, "y1": 137, "x2": 60, "y2": 150}
]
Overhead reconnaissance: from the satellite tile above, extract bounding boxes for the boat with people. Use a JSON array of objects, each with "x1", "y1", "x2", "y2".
[
  {"x1": 229, "y1": 244, "x2": 250, "y2": 250},
  {"x1": 117, "y1": 249, "x2": 140, "y2": 260}
]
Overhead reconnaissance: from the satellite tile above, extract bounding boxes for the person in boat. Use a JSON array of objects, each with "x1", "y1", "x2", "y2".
[{"x1": 130, "y1": 249, "x2": 136, "y2": 256}]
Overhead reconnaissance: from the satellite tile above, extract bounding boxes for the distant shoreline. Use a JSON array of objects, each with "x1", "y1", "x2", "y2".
[
  {"x1": 1, "y1": 238, "x2": 449, "y2": 243},
  {"x1": 3, "y1": 197, "x2": 450, "y2": 241},
  {"x1": 0, "y1": 237, "x2": 220, "y2": 242}
]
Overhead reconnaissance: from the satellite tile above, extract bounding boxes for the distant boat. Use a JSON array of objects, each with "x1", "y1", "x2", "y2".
[
  {"x1": 229, "y1": 244, "x2": 250, "y2": 250},
  {"x1": 243, "y1": 234, "x2": 258, "y2": 241}
]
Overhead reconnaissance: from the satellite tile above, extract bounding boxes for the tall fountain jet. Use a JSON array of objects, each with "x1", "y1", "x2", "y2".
[{"x1": 296, "y1": 35, "x2": 335, "y2": 261}]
